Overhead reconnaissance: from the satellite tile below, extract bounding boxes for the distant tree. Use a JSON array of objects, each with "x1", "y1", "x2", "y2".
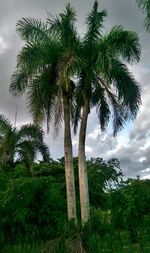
[
  {"x1": 110, "y1": 178, "x2": 150, "y2": 242},
  {"x1": 87, "y1": 158, "x2": 123, "y2": 208},
  {"x1": 0, "y1": 114, "x2": 49, "y2": 169}
]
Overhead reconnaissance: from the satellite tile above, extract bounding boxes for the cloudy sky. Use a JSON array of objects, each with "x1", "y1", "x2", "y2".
[{"x1": 0, "y1": 0, "x2": 150, "y2": 179}]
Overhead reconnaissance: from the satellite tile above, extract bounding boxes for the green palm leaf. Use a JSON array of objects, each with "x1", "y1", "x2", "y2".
[
  {"x1": 17, "y1": 17, "x2": 50, "y2": 42},
  {"x1": 100, "y1": 25, "x2": 141, "y2": 63},
  {"x1": 10, "y1": 70, "x2": 28, "y2": 96},
  {"x1": 136, "y1": 0, "x2": 150, "y2": 31},
  {"x1": 0, "y1": 115, "x2": 50, "y2": 166}
]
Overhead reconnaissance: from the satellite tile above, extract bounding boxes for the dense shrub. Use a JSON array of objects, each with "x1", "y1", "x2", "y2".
[{"x1": 0, "y1": 175, "x2": 66, "y2": 243}]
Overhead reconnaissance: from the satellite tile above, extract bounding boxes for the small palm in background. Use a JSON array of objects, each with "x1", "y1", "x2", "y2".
[{"x1": 0, "y1": 114, "x2": 49, "y2": 170}]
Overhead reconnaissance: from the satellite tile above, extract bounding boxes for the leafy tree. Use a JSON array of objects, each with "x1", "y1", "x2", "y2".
[
  {"x1": 74, "y1": 1, "x2": 141, "y2": 223},
  {"x1": 9, "y1": 5, "x2": 80, "y2": 222},
  {"x1": 87, "y1": 158, "x2": 123, "y2": 208},
  {"x1": 0, "y1": 114, "x2": 49, "y2": 169},
  {"x1": 110, "y1": 179, "x2": 150, "y2": 242}
]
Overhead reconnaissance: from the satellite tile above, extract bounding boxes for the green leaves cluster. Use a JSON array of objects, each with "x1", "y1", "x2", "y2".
[{"x1": 0, "y1": 174, "x2": 66, "y2": 244}]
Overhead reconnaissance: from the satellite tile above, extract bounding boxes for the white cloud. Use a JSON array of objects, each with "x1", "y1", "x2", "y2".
[
  {"x1": 139, "y1": 157, "x2": 146, "y2": 162},
  {"x1": 0, "y1": 35, "x2": 8, "y2": 54},
  {"x1": 85, "y1": 145, "x2": 93, "y2": 153}
]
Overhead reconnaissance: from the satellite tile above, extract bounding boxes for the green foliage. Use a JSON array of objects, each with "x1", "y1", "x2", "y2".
[
  {"x1": 10, "y1": 4, "x2": 80, "y2": 132},
  {"x1": 87, "y1": 158, "x2": 123, "y2": 208},
  {"x1": 13, "y1": 164, "x2": 29, "y2": 178},
  {"x1": 136, "y1": 0, "x2": 150, "y2": 31},
  {"x1": 1, "y1": 243, "x2": 42, "y2": 253},
  {"x1": 0, "y1": 114, "x2": 49, "y2": 167},
  {"x1": 31, "y1": 160, "x2": 65, "y2": 180},
  {"x1": 0, "y1": 175, "x2": 66, "y2": 244},
  {"x1": 0, "y1": 159, "x2": 150, "y2": 252},
  {"x1": 110, "y1": 179, "x2": 150, "y2": 242}
]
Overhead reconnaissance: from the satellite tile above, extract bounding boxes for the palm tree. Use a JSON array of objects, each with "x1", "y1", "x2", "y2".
[
  {"x1": 0, "y1": 114, "x2": 49, "y2": 168},
  {"x1": 136, "y1": 0, "x2": 150, "y2": 31},
  {"x1": 9, "y1": 5, "x2": 80, "y2": 222},
  {"x1": 73, "y1": 1, "x2": 141, "y2": 224}
]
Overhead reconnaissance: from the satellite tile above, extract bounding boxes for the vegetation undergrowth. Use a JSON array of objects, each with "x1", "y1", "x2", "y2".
[{"x1": 0, "y1": 158, "x2": 150, "y2": 253}]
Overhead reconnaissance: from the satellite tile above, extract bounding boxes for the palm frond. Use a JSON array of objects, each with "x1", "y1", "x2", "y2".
[
  {"x1": 17, "y1": 40, "x2": 60, "y2": 76},
  {"x1": 0, "y1": 115, "x2": 16, "y2": 164},
  {"x1": 84, "y1": 1, "x2": 107, "y2": 48},
  {"x1": 10, "y1": 70, "x2": 28, "y2": 96},
  {"x1": 17, "y1": 17, "x2": 50, "y2": 42},
  {"x1": 136, "y1": 0, "x2": 150, "y2": 31},
  {"x1": 101, "y1": 25, "x2": 141, "y2": 63},
  {"x1": 16, "y1": 43, "x2": 46, "y2": 75},
  {"x1": 105, "y1": 89, "x2": 126, "y2": 136},
  {"x1": 38, "y1": 143, "x2": 50, "y2": 162},
  {"x1": 94, "y1": 87, "x2": 110, "y2": 131},
  {"x1": 71, "y1": 100, "x2": 81, "y2": 135},
  {"x1": 47, "y1": 12, "x2": 61, "y2": 32},
  {"x1": 26, "y1": 67, "x2": 56, "y2": 128},
  {"x1": 110, "y1": 59, "x2": 141, "y2": 118},
  {"x1": 0, "y1": 114, "x2": 13, "y2": 133},
  {"x1": 16, "y1": 125, "x2": 50, "y2": 163},
  {"x1": 17, "y1": 124, "x2": 44, "y2": 142},
  {"x1": 59, "y1": 3, "x2": 77, "y2": 47},
  {"x1": 16, "y1": 140, "x2": 36, "y2": 163},
  {"x1": 48, "y1": 4, "x2": 79, "y2": 49}
]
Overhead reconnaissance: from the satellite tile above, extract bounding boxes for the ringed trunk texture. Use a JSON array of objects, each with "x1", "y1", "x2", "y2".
[
  {"x1": 78, "y1": 97, "x2": 90, "y2": 224},
  {"x1": 63, "y1": 96, "x2": 77, "y2": 223}
]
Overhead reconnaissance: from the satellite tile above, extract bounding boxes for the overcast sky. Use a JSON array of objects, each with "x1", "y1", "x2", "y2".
[{"x1": 0, "y1": 0, "x2": 150, "y2": 179}]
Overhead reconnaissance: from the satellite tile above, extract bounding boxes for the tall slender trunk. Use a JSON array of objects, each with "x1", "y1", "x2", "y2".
[
  {"x1": 78, "y1": 96, "x2": 90, "y2": 224},
  {"x1": 63, "y1": 95, "x2": 77, "y2": 223}
]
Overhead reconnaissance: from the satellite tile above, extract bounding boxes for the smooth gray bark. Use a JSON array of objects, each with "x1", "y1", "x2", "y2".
[
  {"x1": 63, "y1": 96, "x2": 77, "y2": 223},
  {"x1": 78, "y1": 97, "x2": 90, "y2": 224}
]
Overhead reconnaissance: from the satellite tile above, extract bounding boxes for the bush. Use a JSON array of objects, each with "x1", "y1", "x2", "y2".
[{"x1": 0, "y1": 176, "x2": 66, "y2": 243}]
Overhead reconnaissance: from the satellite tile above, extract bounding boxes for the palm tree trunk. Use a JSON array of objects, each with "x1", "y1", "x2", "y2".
[
  {"x1": 78, "y1": 96, "x2": 90, "y2": 224},
  {"x1": 63, "y1": 95, "x2": 77, "y2": 223}
]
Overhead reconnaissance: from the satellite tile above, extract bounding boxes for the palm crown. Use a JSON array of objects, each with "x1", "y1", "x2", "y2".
[
  {"x1": 0, "y1": 114, "x2": 49, "y2": 166},
  {"x1": 10, "y1": 5, "x2": 80, "y2": 131}
]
